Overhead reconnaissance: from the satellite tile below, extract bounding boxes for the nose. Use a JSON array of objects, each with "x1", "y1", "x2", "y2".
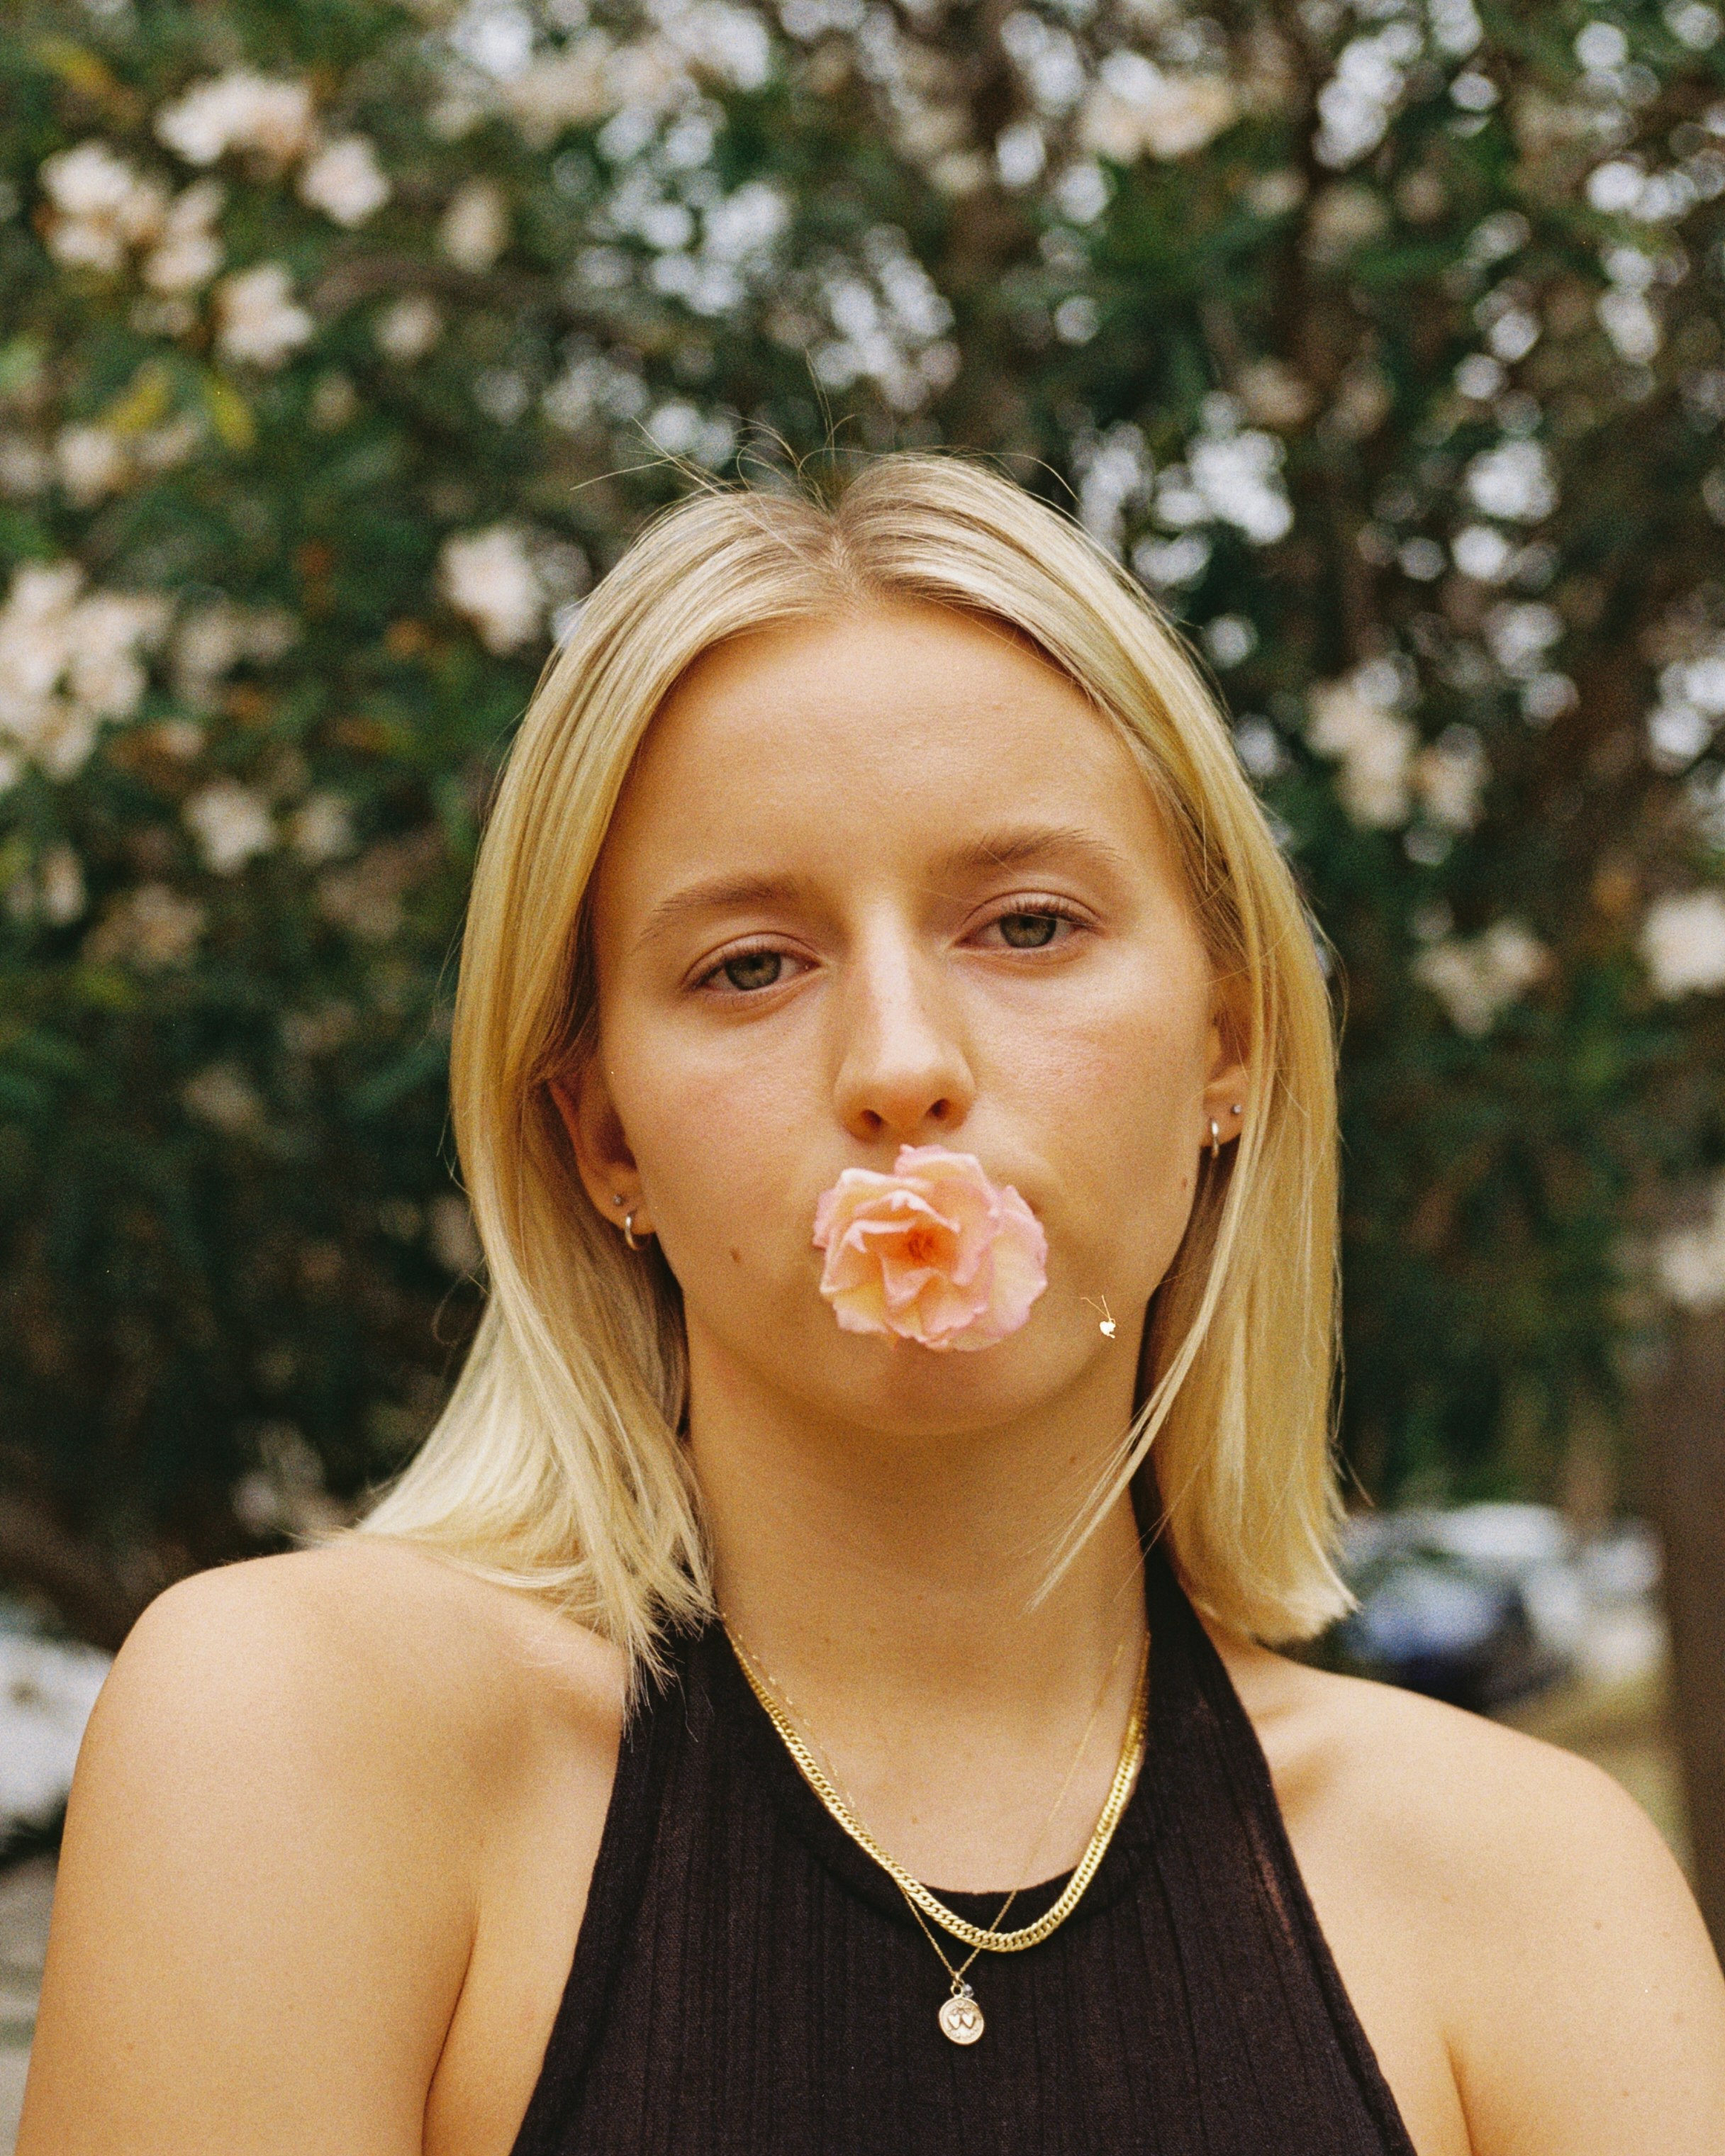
[{"x1": 831, "y1": 926, "x2": 976, "y2": 1148}]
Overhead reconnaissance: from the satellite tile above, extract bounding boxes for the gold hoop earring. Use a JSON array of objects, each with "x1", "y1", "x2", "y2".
[
  {"x1": 1208, "y1": 1118, "x2": 1221, "y2": 1161},
  {"x1": 623, "y1": 1210, "x2": 645, "y2": 1251}
]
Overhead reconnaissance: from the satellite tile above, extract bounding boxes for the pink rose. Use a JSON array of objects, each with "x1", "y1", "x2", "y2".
[{"x1": 811, "y1": 1144, "x2": 1049, "y2": 1351}]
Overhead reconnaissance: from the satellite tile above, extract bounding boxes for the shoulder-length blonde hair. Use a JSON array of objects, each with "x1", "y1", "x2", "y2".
[{"x1": 353, "y1": 452, "x2": 1351, "y2": 1674}]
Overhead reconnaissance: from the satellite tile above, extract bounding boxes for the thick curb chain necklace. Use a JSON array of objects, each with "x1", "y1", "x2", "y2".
[{"x1": 725, "y1": 1620, "x2": 1151, "y2": 2043}]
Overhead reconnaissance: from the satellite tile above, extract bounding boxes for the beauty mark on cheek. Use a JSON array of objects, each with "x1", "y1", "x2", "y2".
[{"x1": 810, "y1": 1144, "x2": 1049, "y2": 1351}]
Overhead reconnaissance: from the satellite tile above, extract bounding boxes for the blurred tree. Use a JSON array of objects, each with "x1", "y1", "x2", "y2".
[{"x1": 1, "y1": 0, "x2": 1723, "y2": 1651}]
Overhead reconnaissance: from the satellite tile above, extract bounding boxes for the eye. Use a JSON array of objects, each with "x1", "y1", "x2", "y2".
[
  {"x1": 718, "y1": 949, "x2": 785, "y2": 991},
  {"x1": 695, "y1": 944, "x2": 804, "y2": 994},
  {"x1": 996, "y1": 911, "x2": 1061, "y2": 949},
  {"x1": 977, "y1": 900, "x2": 1088, "y2": 953}
]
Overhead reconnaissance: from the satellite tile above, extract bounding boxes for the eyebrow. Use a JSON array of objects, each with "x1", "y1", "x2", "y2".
[
  {"x1": 634, "y1": 872, "x2": 820, "y2": 953},
  {"x1": 922, "y1": 825, "x2": 1138, "y2": 889},
  {"x1": 632, "y1": 825, "x2": 1136, "y2": 953}
]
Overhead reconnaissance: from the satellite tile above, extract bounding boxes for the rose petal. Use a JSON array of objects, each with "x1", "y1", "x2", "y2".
[{"x1": 811, "y1": 1145, "x2": 1047, "y2": 1348}]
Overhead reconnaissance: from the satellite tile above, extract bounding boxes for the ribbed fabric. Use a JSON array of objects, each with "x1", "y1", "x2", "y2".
[{"x1": 510, "y1": 1534, "x2": 1419, "y2": 2155}]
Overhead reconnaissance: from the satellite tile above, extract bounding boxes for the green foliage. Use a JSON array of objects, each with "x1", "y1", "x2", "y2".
[{"x1": 1, "y1": 0, "x2": 1723, "y2": 1629}]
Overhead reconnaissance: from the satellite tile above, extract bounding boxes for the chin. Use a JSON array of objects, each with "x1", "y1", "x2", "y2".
[{"x1": 798, "y1": 1324, "x2": 1095, "y2": 1442}]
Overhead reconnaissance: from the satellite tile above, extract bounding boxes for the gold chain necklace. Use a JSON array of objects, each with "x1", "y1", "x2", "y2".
[{"x1": 724, "y1": 1616, "x2": 1151, "y2": 2044}]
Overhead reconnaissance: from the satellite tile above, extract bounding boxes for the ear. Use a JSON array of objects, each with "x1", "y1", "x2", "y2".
[
  {"x1": 1199, "y1": 974, "x2": 1251, "y2": 1156},
  {"x1": 549, "y1": 1058, "x2": 652, "y2": 1235}
]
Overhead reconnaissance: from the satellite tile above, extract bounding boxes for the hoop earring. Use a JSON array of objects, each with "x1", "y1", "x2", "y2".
[
  {"x1": 623, "y1": 1210, "x2": 645, "y2": 1251},
  {"x1": 1208, "y1": 1118, "x2": 1221, "y2": 1161}
]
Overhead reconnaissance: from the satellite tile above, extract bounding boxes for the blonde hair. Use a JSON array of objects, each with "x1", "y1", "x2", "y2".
[{"x1": 353, "y1": 452, "x2": 1351, "y2": 1672}]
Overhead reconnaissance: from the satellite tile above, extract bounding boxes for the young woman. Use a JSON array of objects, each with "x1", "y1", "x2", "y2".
[{"x1": 21, "y1": 456, "x2": 1725, "y2": 2156}]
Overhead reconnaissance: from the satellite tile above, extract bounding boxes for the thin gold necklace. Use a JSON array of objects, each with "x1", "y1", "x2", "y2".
[{"x1": 724, "y1": 1614, "x2": 1151, "y2": 2044}]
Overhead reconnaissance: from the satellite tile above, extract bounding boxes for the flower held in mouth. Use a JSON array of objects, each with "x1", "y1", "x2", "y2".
[{"x1": 811, "y1": 1144, "x2": 1049, "y2": 1351}]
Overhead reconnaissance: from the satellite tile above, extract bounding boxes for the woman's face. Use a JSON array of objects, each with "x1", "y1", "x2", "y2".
[{"x1": 561, "y1": 598, "x2": 1246, "y2": 1441}]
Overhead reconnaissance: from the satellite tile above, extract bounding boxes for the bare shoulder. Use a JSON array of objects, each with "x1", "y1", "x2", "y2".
[
  {"x1": 20, "y1": 1537, "x2": 625, "y2": 2156},
  {"x1": 105, "y1": 1533, "x2": 626, "y2": 1766},
  {"x1": 1216, "y1": 1629, "x2": 1725, "y2": 2156}
]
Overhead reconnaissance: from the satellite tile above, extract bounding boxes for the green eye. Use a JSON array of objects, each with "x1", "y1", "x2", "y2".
[
  {"x1": 721, "y1": 949, "x2": 784, "y2": 990},
  {"x1": 997, "y1": 912, "x2": 1061, "y2": 949}
]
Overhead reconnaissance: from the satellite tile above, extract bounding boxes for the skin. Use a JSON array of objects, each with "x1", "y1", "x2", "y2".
[{"x1": 21, "y1": 601, "x2": 1725, "y2": 2156}]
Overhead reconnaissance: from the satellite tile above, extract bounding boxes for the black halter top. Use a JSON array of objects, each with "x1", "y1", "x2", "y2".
[{"x1": 509, "y1": 1534, "x2": 1419, "y2": 2155}]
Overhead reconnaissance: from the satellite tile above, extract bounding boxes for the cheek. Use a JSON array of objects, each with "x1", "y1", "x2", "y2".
[
  {"x1": 1017, "y1": 978, "x2": 1210, "y2": 1267},
  {"x1": 605, "y1": 1006, "x2": 821, "y2": 1253}
]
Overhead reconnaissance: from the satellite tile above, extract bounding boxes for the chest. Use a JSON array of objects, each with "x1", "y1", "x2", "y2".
[{"x1": 427, "y1": 1647, "x2": 1466, "y2": 2156}]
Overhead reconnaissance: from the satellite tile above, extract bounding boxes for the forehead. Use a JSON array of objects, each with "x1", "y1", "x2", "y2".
[{"x1": 594, "y1": 599, "x2": 1176, "y2": 915}]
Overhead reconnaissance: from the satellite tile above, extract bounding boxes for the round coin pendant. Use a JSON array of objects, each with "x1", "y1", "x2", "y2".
[{"x1": 938, "y1": 1989, "x2": 985, "y2": 2045}]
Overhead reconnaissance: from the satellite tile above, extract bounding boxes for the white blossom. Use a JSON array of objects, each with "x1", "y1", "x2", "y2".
[
  {"x1": 184, "y1": 778, "x2": 274, "y2": 874},
  {"x1": 1076, "y1": 423, "x2": 1151, "y2": 553},
  {"x1": 154, "y1": 72, "x2": 316, "y2": 168},
  {"x1": 439, "y1": 525, "x2": 545, "y2": 652},
  {"x1": 1081, "y1": 54, "x2": 1236, "y2": 163},
  {"x1": 374, "y1": 294, "x2": 445, "y2": 362},
  {"x1": 1132, "y1": 534, "x2": 1211, "y2": 589},
  {"x1": 1483, "y1": 601, "x2": 1564, "y2": 678},
  {"x1": 171, "y1": 600, "x2": 298, "y2": 710},
  {"x1": 1639, "y1": 889, "x2": 1725, "y2": 996},
  {"x1": 998, "y1": 9, "x2": 1084, "y2": 113},
  {"x1": 1429, "y1": 0, "x2": 1485, "y2": 55},
  {"x1": 142, "y1": 177, "x2": 225, "y2": 292},
  {"x1": 1314, "y1": 26, "x2": 1420, "y2": 170},
  {"x1": 1598, "y1": 286, "x2": 1660, "y2": 363},
  {"x1": 503, "y1": 39, "x2": 617, "y2": 145},
  {"x1": 1238, "y1": 357, "x2": 1316, "y2": 430},
  {"x1": 136, "y1": 413, "x2": 206, "y2": 474},
  {"x1": 215, "y1": 262, "x2": 314, "y2": 368},
  {"x1": 289, "y1": 791, "x2": 356, "y2": 864},
  {"x1": 1464, "y1": 439, "x2": 1557, "y2": 523},
  {"x1": 1452, "y1": 523, "x2": 1514, "y2": 581},
  {"x1": 703, "y1": 180, "x2": 789, "y2": 264},
  {"x1": 37, "y1": 844, "x2": 86, "y2": 927},
  {"x1": 55, "y1": 424, "x2": 130, "y2": 506},
  {"x1": 68, "y1": 591, "x2": 169, "y2": 717},
  {"x1": 1189, "y1": 426, "x2": 1294, "y2": 543},
  {"x1": 1666, "y1": 647, "x2": 1725, "y2": 719},
  {"x1": 297, "y1": 135, "x2": 392, "y2": 228},
  {"x1": 84, "y1": 883, "x2": 206, "y2": 968},
  {"x1": 995, "y1": 121, "x2": 1046, "y2": 189},
  {"x1": 0, "y1": 561, "x2": 169, "y2": 781},
  {"x1": 1414, "y1": 725, "x2": 1489, "y2": 832},
  {"x1": 429, "y1": 1192, "x2": 484, "y2": 1275},
  {"x1": 1414, "y1": 920, "x2": 1549, "y2": 1035},
  {"x1": 1304, "y1": 181, "x2": 1389, "y2": 262},
  {"x1": 182, "y1": 1060, "x2": 265, "y2": 1134},
  {"x1": 0, "y1": 436, "x2": 52, "y2": 498},
  {"x1": 1656, "y1": 1173, "x2": 1725, "y2": 1311},
  {"x1": 812, "y1": 229, "x2": 956, "y2": 412},
  {"x1": 38, "y1": 140, "x2": 167, "y2": 274},
  {"x1": 663, "y1": 2, "x2": 772, "y2": 91},
  {"x1": 1307, "y1": 673, "x2": 1418, "y2": 827},
  {"x1": 440, "y1": 179, "x2": 510, "y2": 271},
  {"x1": 1668, "y1": 4, "x2": 1723, "y2": 49}
]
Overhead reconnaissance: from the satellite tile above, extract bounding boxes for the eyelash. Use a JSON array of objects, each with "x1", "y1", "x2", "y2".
[{"x1": 692, "y1": 898, "x2": 1092, "y2": 993}]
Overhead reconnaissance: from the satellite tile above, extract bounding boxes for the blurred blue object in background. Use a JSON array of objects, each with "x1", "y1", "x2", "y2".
[{"x1": 1327, "y1": 1504, "x2": 1664, "y2": 1716}]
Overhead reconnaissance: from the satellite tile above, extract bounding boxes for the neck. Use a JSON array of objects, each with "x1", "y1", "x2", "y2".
[{"x1": 687, "y1": 1333, "x2": 1150, "y2": 1889}]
